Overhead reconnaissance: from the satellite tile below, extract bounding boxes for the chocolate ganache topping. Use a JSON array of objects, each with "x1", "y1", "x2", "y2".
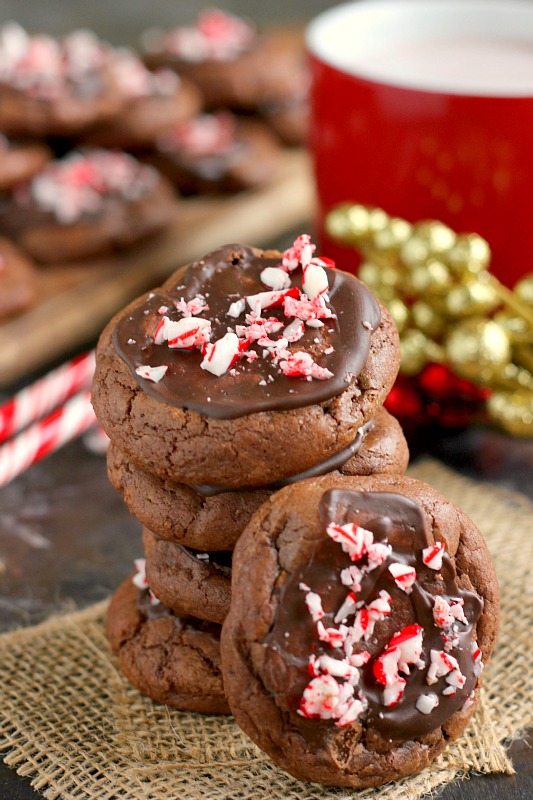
[
  {"x1": 264, "y1": 490, "x2": 483, "y2": 742},
  {"x1": 113, "y1": 238, "x2": 381, "y2": 420}
]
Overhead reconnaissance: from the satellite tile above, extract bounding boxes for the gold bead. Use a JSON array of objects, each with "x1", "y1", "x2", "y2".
[
  {"x1": 400, "y1": 235, "x2": 431, "y2": 266},
  {"x1": 515, "y1": 274, "x2": 533, "y2": 306},
  {"x1": 446, "y1": 233, "x2": 491, "y2": 275},
  {"x1": 346, "y1": 204, "x2": 372, "y2": 238},
  {"x1": 325, "y1": 206, "x2": 353, "y2": 242},
  {"x1": 493, "y1": 310, "x2": 532, "y2": 345},
  {"x1": 400, "y1": 329, "x2": 443, "y2": 376},
  {"x1": 487, "y1": 390, "x2": 533, "y2": 437},
  {"x1": 367, "y1": 207, "x2": 390, "y2": 235},
  {"x1": 388, "y1": 298, "x2": 410, "y2": 333},
  {"x1": 411, "y1": 301, "x2": 446, "y2": 338},
  {"x1": 413, "y1": 220, "x2": 456, "y2": 253},
  {"x1": 445, "y1": 280, "x2": 500, "y2": 317},
  {"x1": 410, "y1": 259, "x2": 452, "y2": 296},
  {"x1": 374, "y1": 218, "x2": 413, "y2": 252},
  {"x1": 445, "y1": 318, "x2": 511, "y2": 382}
]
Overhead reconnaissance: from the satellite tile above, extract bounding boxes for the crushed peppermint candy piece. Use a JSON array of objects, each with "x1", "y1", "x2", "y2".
[
  {"x1": 283, "y1": 318, "x2": 305, "y2": 343},
  {"x1": 200, "y1": 331, "x2": 248, "y2": 376},
  {"x1": 383, "y1": 678, "x2": 406, "y2": 708},
  {"x1": 367, "y1": 542, "x2": 392, "y2": 569},
  {"x1": 132, "y1": 558, "x2": 160, "y2": 604},
  {"x1": 416, "y1": 693, "x2": 440, "y2": 714},
  {"x1": 135, "y1": 364, "x2": 168, "y2": 383},
  {"x1": 283, "y1": 293, "x2": 334, "y2": 322},
  {"x1": 245, "y1": 286, "x2": 299, "y2": 312},
  {"x1": 155, "y1": 316, "x2": 212, "y2": 349},
  {"x1": 340, "y1": 565, "x2": 364, "y2": 590},
  {"x1": 236, "y1": 315, "x2": 283, "y2": 341},
  {"x1": 334, "y1": 591, "x2": 358, "y2": 624},
  {"x1": 281, "y1": 233, "x2": 315, "y2": 272},
  {"x1": 317, "y1": 621, "x2": 348, "y2": 649},
  {"x1": 373, "y1": 624, "x2": 424, "y2": 687},
  {"x1": 472, "y1": 642, "x2": 484, "y2": 676},
  {"x1": 303, "y1": 590, "x2": 325, "y2": 622},
  {"x1": 388, "y1": 563, "x2": 417, "y2": 593},
  {"x1": 433, "y1": 595, "x2": 467, "y2": 629},
  {"x1": 227, "y1": 298, "x2": 245, "y2": 318},
  {"x1": 174, "y1": 294, "x2": 209, "y2": 316},
  {"x1": 298, "y1": 674, "x2": 366, "y2": 728},
  {"x1": 260, "y1": 266, "x2": 291, "y2": 291},
  {"x1": 326, "y1": 522, "x2": 373, "y2": 561},
  {"x1": 426, "y1": 650, "x2": 461, "y2": 685},
  {"x1": 309, "y1": 653, "x2": 360, "y2": 685},
  {"x1": 302, "y1": 262, "x2": 329, "y2": 300},
  {"x1": 422, "y1": 541, "x2": 445, "y2": 570},
  {"x1": 278, "y1": 351, "x2": 333, "y2": 381}
]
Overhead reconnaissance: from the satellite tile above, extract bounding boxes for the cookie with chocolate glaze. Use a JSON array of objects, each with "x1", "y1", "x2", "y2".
[
  {"x1": 147, "y1": 112, "x2": 281, "y2": 195},
  {"x1": 143, "y1": 528, "x2": 232, "y2": 624},
  {"x1": 92, "y1": 238, "x2": 400, "y2": 487},
  {"x1": 0, "y1": 136, "x2": 51, "y2": 191},
  {"x1": 0, "y1": 25, "x2": 124, "y2": 137},
  {"x1": 0, "y1": 236, "x2": 38, "y2": 320},
  {"x1": 0, "y1": 149, "x2": 175, "y2": 263},
  {"x1": 80, "y1": 49, "x2": 202, "y2": 150},
  {"x1": 143, "y1": 11, "x2": 308, "y2": 112},
  {"x1": 107, "y1": 408, "x2": 408, "y2": 551},
  {"x1": 220, "y1": 474, "x2": 499, "y2": 788},
  {"x1": 106, "y1": 571, "x2": 229, "y2": 714}
]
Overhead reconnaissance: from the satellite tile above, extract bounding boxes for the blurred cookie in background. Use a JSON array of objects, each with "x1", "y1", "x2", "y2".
[
  {"x1": 0, "y1": 24, "x2": 125, "y2": 137},
  {"x1": 0, "y1": 236, "x2": 38, "y2": 320},
  {"x1": 142, "y1": 9, "x2": 309, "y2": 113},
  {"x1": 0, "y1": 149, "x2": 176, "y2": 263},
  {"x1": 80, "y1": 49, "x2": 203, "y2": 151},
  {"x1": 147, "y1": 111, "x2": 281, "y2": 194}
]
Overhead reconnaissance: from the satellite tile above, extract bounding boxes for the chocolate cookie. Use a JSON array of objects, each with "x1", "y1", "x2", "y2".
[
  {"x1": 0, "y1": 135, "x2": 51, "y2": 191},
  {"x1": 148, "y1": 113, "x2": 281, "y2": 194},
  {"x1": 92, "y1": 238, "x2": 400, "y2": 487},
  {"x1": 0, "y1": 149, "x2": 175, "y2": 263},
  {"x1": 81, "y1": 50, "x2": 202, "y2": 150},
  {"x1": 143, "y1": 528, "x2": 231, "y2": 624},
  {"x1": 0, "y1": 236, "x2": 38, "y2": 320},
  {"x1": 143, "y1": 11, "x2": 308, "y2": 111},
  {"x1": 106, "y1": 408, "x2": 408, "y2": 551},
  {"x1": 261, "y1": 95, "x2": 310, "y2": 147},
  {"x1": 107, "y1": 570, "x2": 229, "y2": 714},
  {"x1": 221, "y1": 474, "x2": 499, "y2": 788},
  {"x1": 0, "y1": 25, "x2": 124, "y2": 137}
]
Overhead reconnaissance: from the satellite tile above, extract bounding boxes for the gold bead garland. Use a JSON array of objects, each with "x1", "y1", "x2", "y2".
[{"x1": 326, "y1": 204, "x2": 533, "y2": 437}]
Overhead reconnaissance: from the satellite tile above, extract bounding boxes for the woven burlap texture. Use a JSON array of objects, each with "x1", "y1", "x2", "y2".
[{"x1": 0, "y1": 459, "x2": 531, "y2": 800}]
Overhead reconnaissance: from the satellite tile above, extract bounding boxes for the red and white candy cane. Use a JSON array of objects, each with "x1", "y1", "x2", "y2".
[
  {"x1": 0, "y1": 350, "x2": 95, "y2": 444},
  {"x1": 0, "y1": 389, "x2": 96, "y2": 488}
]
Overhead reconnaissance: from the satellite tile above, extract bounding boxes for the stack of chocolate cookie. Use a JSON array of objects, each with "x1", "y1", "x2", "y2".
[{"x1": 92, "y1": 234, "x2": 410, "y2": 714}]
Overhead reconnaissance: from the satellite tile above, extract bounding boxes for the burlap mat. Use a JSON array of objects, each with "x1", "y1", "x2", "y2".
[{"x1": 0, "y1": 459, "x2": 531, "y2": 800}]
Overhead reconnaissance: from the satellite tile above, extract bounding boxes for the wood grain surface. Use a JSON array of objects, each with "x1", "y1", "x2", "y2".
[{"x1": 0, "y1": 149, "x2": 314, "y2": 386}]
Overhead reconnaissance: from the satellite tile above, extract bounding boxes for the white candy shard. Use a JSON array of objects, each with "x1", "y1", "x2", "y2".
[
  {"x1": 416, "y1": 693, "x2": 440, "y2": 714},
  {"x1": 227, "y1": 298, "x2": 246, "y2": 318},
  {"x1": 135, "y1": 364, "x2": 168, "y2": 383},
  {"x1": 260, "y1": 266, "x2": 291, "y2": 290},
  {"x1": 200, "y1": 331, "x2": 243, "y2": 376},
  {"x1": 388, "y1": 563, "x2": 417, "y2": 593},
  {"x1": 422, "y1": 541, "x2": 445, "y2": 570},
  {"x1": 302, "y1": 262, "x2": 329, "y2": 299}
]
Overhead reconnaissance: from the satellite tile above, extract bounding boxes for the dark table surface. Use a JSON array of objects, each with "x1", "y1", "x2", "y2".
[{"x1": 0, "y1": 2, "x2": 532, "y2": 798}]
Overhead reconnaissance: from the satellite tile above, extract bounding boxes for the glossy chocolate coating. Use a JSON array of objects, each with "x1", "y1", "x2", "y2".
[
  {"x1": 113, "y1": 243, "x2": 380, "y2": 420},
  {"x1": 264, "y1": 490, "x2": 483, "y2": 742}
]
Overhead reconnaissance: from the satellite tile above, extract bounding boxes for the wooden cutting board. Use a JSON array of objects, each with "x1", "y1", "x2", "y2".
[{"x1": 0, "y1": 150, "x2": 314, "y2": 386}]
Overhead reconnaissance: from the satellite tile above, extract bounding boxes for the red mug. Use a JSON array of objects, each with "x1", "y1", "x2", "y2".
[{"x1": 307, "y1": 0, "x2": 533, "y2": 287}]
